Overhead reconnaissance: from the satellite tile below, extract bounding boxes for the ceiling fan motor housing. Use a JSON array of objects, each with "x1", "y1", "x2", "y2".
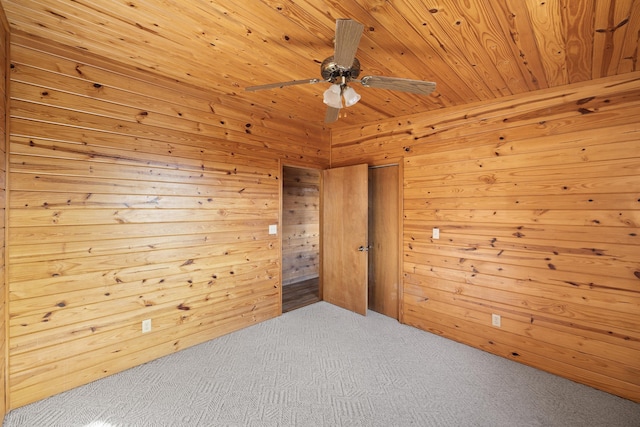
[{"x1": 321, "y1": 56, "x2": 361, "y2": 84}]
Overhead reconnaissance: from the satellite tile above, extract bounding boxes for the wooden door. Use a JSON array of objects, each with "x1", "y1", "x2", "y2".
[
  {"x1": 321, "y1": 164, "x2": 369, "y2": 315},
  {"x1": 368, "y1": 165, "x2": 400, "y2": 319}
]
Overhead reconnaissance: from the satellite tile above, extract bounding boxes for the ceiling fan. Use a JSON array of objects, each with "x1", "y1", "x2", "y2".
[{"x1": 245, "y1": 19, "x2": 437, "y2": 123}]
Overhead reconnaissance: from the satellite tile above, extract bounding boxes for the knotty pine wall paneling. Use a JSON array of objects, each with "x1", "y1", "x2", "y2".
[
  {"x1": 282, "y1": 166, "x2": 320, "y2": 286},
  {"x1": 331, "y1": 71, "x2": 640, "y2": 402},
  {"x1": 0, "y1": 1, "x2": 9, "y2": 419},
  {"x1": 7, "y1": 33, "x2": 329, "y2": 409}
]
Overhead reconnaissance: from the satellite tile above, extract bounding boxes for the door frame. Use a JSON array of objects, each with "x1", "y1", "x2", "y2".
[{"x1": 396, "y1": 160, "x2": 405, "y2": 322}]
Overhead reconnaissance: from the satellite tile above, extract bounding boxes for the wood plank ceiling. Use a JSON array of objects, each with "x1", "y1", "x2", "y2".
[{"x1": 2, "y1": 0, "x2": 639, "y2": 128}]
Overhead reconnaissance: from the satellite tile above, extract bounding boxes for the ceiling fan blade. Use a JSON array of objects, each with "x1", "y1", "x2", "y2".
[
  {"x1": 334, "y1": 19, "x2": 364, "y2": 68},
  {"x1": 325, "y1": 106, "x2": 340, "y2": 123},
  {"x1": 359, "y1": 76, "x2": 437, "y2": 95},
  {"x1": 245, "y1": 78, "x2": 321, "y2": 92}
]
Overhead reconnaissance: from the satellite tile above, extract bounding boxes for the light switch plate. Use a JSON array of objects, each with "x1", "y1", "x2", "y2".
[
  {"x1": 142, "y1": 319, "x2": 152, "y2": 333},
  {"x1": 432, "y1": 228, "x2": 440, "y2": 239},
  {"x1": 269, "y1": 224, "x2": 277, "y2": 235},
  {"x1": 492, "y1": 314, "x2": 501, "y2": 328}
]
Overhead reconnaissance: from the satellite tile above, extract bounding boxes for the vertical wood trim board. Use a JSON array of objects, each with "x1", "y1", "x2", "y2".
[
  {"x1": 0, "y1": 0, "x2": 9, "y2": 419},
  {"x1": 330, "y1": 71, "x2": 640, "y2": 402},
  {"x1": 282, "y1": 166, "x2": 320, "y2": 286},
  {"x1": 7, "y1": 34, "x2": 329, "y2": 408},
  {"x1": 397, "y1": 160, "x2": 405, "y2": 324}
]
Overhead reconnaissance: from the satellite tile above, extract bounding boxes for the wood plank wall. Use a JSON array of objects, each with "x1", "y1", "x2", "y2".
[
  {"x1": 6, "y1": 32, "x2": 329, "y2": 409},
  {"x1": 331, "y1": 71, "x2": 640, "y2": 402},
  {"x1": 0, "y1": 1, "x2": 9, "y2": 419},
  {"x1": 282, "y1": 166, "x2": 320, "y2": 286}
]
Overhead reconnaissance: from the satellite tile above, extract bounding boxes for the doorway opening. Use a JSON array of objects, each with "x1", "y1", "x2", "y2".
[{"x1": 281, "y1": 166, "x2": 321, "y2": 313}]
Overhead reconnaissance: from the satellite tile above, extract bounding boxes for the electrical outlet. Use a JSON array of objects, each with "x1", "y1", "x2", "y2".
[
  {"x1": 491, "y1": 314, "x2": 501, "y2": 328},
  {"x1": 142, "y1": 319, "x2": 152, "y2": 333},
  {"x1": 269, "y1": 224, "x2": 277, "y2": 235}
]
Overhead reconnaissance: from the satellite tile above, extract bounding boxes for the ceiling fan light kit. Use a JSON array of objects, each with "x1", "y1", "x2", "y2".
[
  {"x1": 246, "y1": 18, "x2": 436, "y2": 123},
  {"x1": 323, "y1": 84, "x2": 343, "y2": 109},
  {"x1": 323, "y1": 84, "x2": 361, "y2": 109},
  {"x1": 342, "y1": 86, "x2": 361, "y2": 107}
]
